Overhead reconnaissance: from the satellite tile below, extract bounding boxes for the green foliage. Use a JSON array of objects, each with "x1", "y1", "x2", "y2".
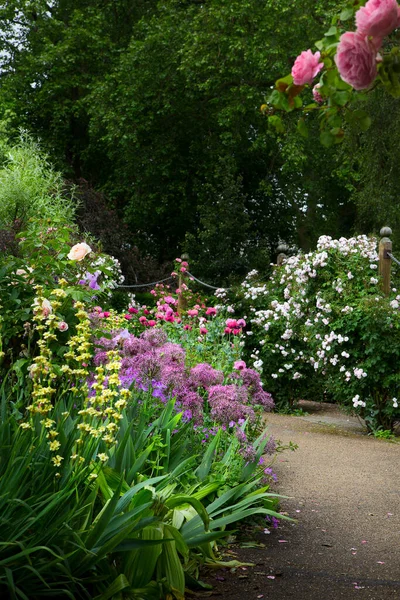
[{"x1": 0, "y1": 134, "x2": 76, "y2": 231}]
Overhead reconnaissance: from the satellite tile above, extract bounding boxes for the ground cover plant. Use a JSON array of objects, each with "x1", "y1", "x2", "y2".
[
  {"x1": 236, "y1": 234, "x2": 400, "y2": 432},
  {"x1": 0, "y1": 215, "x2": 284, "y2": 599}
]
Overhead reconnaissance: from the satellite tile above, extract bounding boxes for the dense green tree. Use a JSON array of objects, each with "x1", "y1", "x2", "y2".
[{"x1": 0, "y1": 0, "x2": 354, "y2": 280}]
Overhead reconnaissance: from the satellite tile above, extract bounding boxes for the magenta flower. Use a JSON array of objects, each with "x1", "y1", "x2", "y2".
[
  {"x1": 128, "y1": 306, "x2": 138, "y2": 314},
  {"x1": 335, "y1": 32, "x2": 378, "y2": 90},
  {"x1": 206, "y1": 307, "x2": 217, "y2": 316},
  {"x1": 291, "y1": 49, "x2": 324, "y2": 85},
  {"x1": 199, "y1": 327, "x2": 208, "y2": 335},
  {"x1": 187, "y1": 309, "x2": 198, "y2": 317}
]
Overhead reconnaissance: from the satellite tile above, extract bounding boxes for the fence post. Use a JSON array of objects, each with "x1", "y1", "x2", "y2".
[
  {"x1": 177, "y1": 253, "x2": 189, "y2": 314},
  {"x1": 277, "y1": 243, "x2": 288, "y2": 266},
  {"x1": 379, "y1": 226, "x2": 392, "y2": 297}
]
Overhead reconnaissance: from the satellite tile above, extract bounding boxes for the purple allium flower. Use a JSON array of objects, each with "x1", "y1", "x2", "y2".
[
  {"x1": 252, "y1": 390, "x2": 274, "y2": 411},
  {"x1": 263, "y1": 435, "x2": 277, "y2": 455},
  {"x1": 93, "y1": 351, "x2": 109, "y2": 366},
  {"x1": 156, "y1": 342, "x2": 185, "y2": 365},
  {"x1": 160, "y1": 364, "x2": 185, "y2": 390},
  {"x1": 189, "y1": 363, "x2": 224, "y2": 389},
  {"x1": 123, "y1": 336, "x2": 151, "y2": 357},
  {"x1": 141, "y1": 328, "x2": 168, "y2": 347},
  {"x1": 240, "y1": 445, "x2": 257, "y2": 462}
]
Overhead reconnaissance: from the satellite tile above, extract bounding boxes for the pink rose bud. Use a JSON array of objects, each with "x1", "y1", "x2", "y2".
[
  {"x1": 291, "y1": 49, "x2": 324, "y2": 85},
  {"x1": 175, "y1": 257, "x2": 182, "y2": 263},
  {"x1": 335, "y1": 32, "x2": 378, "y2": 90},
  {"x1": 234, "y1": 360, "x2": 247, "y2": 371},
  {"x1": 128, "y1": 307, "x2": 138, "y2": 314},
  {"x1": 199, "y1": 327, "x2": 208, "y2": 335},
  {"x1": 58, "y1": 321, "x2": 69, "y2": 332},
  {"x1": 312, "y1": 83, "x2": 323, "y2": 103},
  {"x1": 356, "y1": 0, "x2": 399, "y2": 39},
  {"x1": 180, "y1": 266, "x2": 187, "y2": 273}
]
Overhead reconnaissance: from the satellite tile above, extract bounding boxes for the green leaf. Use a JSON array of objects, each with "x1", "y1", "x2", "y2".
[
  {"x1": 320, "y1": 130, "x2": 335, "y2": 147},
  {"x1": 297, "y1": 118, "x2": 309, "y2": 138},
  {"x1": 195, "y1": 429, "x2": 221, "y2": 481},
  {"x1": 340, "y1": 8, "x2": 354, "y2": 21},
  {"x1": 331, "y1": 90, "x2": 351, "y2": 106},
  {"x1": 268, "y1": 115, "x2": 285, "y2": 133}
]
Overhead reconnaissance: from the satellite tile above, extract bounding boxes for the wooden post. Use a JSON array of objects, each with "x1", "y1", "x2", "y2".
[
  {"x1": 177, "y1": 253, "x2": 189, "y2": 315},
  {"x1": 379, "y1": 226, "x2": 392, "y2": 297},
  {"x1": 277, "y1": 243, "x2": 288, "y2": 266}
]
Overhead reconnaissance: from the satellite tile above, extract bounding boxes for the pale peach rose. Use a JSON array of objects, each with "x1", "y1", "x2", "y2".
[{"x1": 67, "y1": 242, "x2": 92, "y2": 261}]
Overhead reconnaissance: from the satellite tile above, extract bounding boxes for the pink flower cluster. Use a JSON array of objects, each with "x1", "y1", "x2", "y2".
[
  {"x1": 336, "y1": 0, "x2": 400, "y2": 90},
  {"x1": 224, "y1": 318, "x2": 246, "y2": 335}
]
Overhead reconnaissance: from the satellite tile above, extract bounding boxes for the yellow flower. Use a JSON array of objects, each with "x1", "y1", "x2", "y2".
[
  {"x1": 19, "y1": 422, "x2": 32, "y2": 430},
  {"x1": 51, "y1": 455, "x2": 64, "y2": 467},
  {"x1": 97, "y1": 453, "x2": 109, "y2": 462},
  {"x1": 49, "y1": 440, "x2": 61, "y2": 451}
]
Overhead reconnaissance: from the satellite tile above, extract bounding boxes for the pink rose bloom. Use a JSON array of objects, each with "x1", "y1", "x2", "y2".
[
  {"x1": 199, "y1": 327, "x2": 208, "y2": 335},
  {"x1": 128, "y1": 307, "x2": 138, "y2": 314},
  {"x1": 58, "y1": 321, "x2": 68, "y2": 332},
  {"x1": 67, "y1": 242, "x2": 92, "y2": 261},
  {"x1": 180, "y1": 266, "x2": 187, "y2": 273},
  {"x1": 206, "y1": 307, "x2": 217, "y2": 316},
  {"x1": 181, "y1": 261, "x2": 188, "y2": 268},
  {"x1": 234, "y1": 360, "x2": 246, "y2": 371},
  {"x1": 312, "y1": 84, "x2": 323, "y2": 103},
  {"x1": 139, "y1": 316, "x2": 147, "y2": 324},
  {"x1": 291, "y1": 49, "x2": 324, "y2": 85},
  {"x1": 356, "y1": 0, "x2": 399, "y2": 38},
  {"x1": 124, "y1": 314, "x2": 132, "y2": 320},
  {"x1": 156, "y1": 312, "x2": 164, "y2": 319},
  {"x1": 187, "y1": 309, "x2": 198, "y2": 317},
  {"x1": 150, "y1": 290, "x2": 157, "y2": 296},
  {"x1": 148, "y1": 320, "x2": 156, "y2": 327},
  {"x1": 164, "y1": 296, "x2": 176, "y2": 304},
  {"x1": 175, "y1": 288, "x2": 181, "y2": 294},
  {"x1": 335, "y1": 32, "x2": 378, "y2": 90}
]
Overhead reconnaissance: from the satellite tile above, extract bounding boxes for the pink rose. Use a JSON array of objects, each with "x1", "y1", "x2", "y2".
[
  {"x1": 58, "y1": 321, "x2": 68, "y2": 332},
  {"x1": 356, "y1": 0, "x2": 399, "y2": 39},
  {"x1": 335, "y1": 32, "x2": 378, "y2": 90},
  {"x1": 206, "y1": 307, "x2": 217, "y2": 316},
  {"x1": 291, "y1": 49, "x2": 324, "y2": 85},
  {"x1": 187, "y1": 309, "x2": 198, "y2": 317},
  {"x1": 148, "y1": 320, "x2": 156, "y2": 327},
  {"x1": 139, "y1": 316, "x2": 148, "y2": 324},
  {"x1": 67, "y1": 242, "x2": 92, "y2": 261},
  {"x1": 128, "y1": 307, "x2": 138, "y2": 314},
  {"x1": 124, "y1": 314, "x2": 132, "y2": 320},
  {"x1": 234, "y1": 360, "x2": 246, "y2": 371},
  {"x1": 312, "y1": 84, "x2": 323, "y2": 103}
]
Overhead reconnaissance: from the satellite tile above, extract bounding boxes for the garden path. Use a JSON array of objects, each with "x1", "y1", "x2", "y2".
[{"x1": 205, "y1": 401, "x2": 400, "y2": 600}]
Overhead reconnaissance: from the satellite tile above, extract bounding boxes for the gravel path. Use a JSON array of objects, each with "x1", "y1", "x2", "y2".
[{"x1": 207, "y1": 401, "x2": 400, "y2": 600}]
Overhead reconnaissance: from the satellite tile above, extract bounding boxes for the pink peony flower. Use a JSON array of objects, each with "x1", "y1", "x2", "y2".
[
  {"x1": 356, "y1": 0, "x2": 399, "y2": 39},
  {"x1": 206, "y1": 307, "x2": 217, "y2": 316},
  {"x1": 139, "y1": 316, "x2": 148, "y2": 325},
  {"x1": 148, "y1": 320, "x2": 156, "y2": 327},
  {"x1": 199, "y1": 327, "x2": 208, "y2": 335},
  {"x1": 128, "y1": 307, "x2": 138, "y2": 314},
  {"x1": 312, "y1": 83, "x2": 323, "y2": 103},
  {"x1": 291, "y1": 49, "x2": 324, "y2": 85},
  {"x1": 187, "y1": 309, "x2": 198, "y2": 317},
  {"x1": 67, "y1": 242, "x2": 92, "y2": 261},
  {"x1": 58, "y1": 321, "x2": 68, "y2": 332},
  {"x1": 335, "y1": 32, "x2": 378, "y2": 90},
  {"x1": 234, "y1": 360, "x2": 246, "y2": 371}
]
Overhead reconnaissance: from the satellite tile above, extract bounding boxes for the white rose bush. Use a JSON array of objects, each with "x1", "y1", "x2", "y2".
[{"x1": 238, "y1": 234, "x2": 400, "y2": 432}]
